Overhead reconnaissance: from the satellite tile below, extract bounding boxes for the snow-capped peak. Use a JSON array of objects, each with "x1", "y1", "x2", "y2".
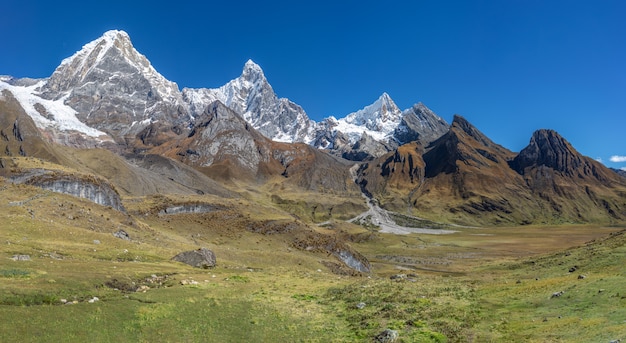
[
  {"x1": 184, "y1": 59, "x2": 315, "y2": 143},
  {"x1": 329, "y1": 92, "x2": 403, "y2": 144},
  {"x1": 45, "y1": 30, "x2": 180, "y2": 102},
  {"x1": 57, "y1": 30, "x2": 129, "y2": 74},
  {"x1": 343, "y1": 92, "x2": 403, "y2": 129}
]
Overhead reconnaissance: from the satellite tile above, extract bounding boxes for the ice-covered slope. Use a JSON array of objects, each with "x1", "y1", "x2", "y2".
[{"x1": 0, "y1": 78, "x2": 108, "y2": 139}]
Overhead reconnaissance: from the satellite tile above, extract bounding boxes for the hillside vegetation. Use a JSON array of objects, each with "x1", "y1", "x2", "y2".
[{"x1": 0, "y1": 167, "x2": 624, "y2": 342}]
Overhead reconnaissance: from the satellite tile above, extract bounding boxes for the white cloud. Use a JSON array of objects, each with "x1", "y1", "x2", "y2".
[
  {"x1": 595, "y1": 157, "x2": 603, "y2": 163},
  {"x1": 610, "y1": 155, "x2": 626, "y2": 163}
]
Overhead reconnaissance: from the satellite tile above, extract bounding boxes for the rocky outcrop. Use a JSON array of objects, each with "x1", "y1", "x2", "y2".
[
  {"x1": 341, "y1": 133, "x2": 393, "y2": 161},
  {"x1": 9, "y1": 169, "x2": 125, "y2": 212},
  {"x1": 374, "y1": 329, "x2": 399, "y2": 343},
  {"x1": 172, "y1": 248, "x2": 216, "y2": 268},
  {"x1": 113, "y1": 229, "x2": 130, "y2": 240},
  {"x1": 292, "y1": 232, "x2": 370, "y2": 273},
  {"x1": 158, "y1": 203, "x2": 220, "y2": 215}
]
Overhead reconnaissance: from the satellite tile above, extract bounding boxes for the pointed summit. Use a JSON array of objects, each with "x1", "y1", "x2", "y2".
[
  {"x1": 44, "y1": 30, "x2": 180, "y2": 101},
  {"x1": 342, "y1": 93, "x2": 402, "y2": 133},
  {"x1": 243, "y1": 59, "x2": 264, "y2": 74},
  {"x1": 37, "y1": 29, "x2": 187, "y2": 142},
  {"x1": 240, "y1": 59, "x2": 266, "y2": 84},
  {"x1": 183, "y1": 59, "x2": 315, "y2": 143},
  {"x1": 450, "y1": 115, "x2": 497, "y2": 148}
]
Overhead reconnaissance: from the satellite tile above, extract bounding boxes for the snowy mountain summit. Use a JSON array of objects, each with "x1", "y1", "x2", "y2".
[
  {"x1": 44, "y1": 30, "x2": 180, "y2": 103},
  {"x1": 329, "y1": 92, "x2": 403, "y2": 144},
  {"x1": 183, "y1": 60, "x2": 315, "y2": 143},
  {"x1": 37, "y1": 29, "x2": 190, "y2": 143}
]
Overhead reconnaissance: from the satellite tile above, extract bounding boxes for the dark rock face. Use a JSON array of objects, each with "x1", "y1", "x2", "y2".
[
  {"x1": 510, "y1": 129, "x2": 584, "y2": 176},
  {"x1": 172, "y1": 248, "x2": 216, "y2": 269},
  {"x1": 292, "y1": 232, "x2": 371, "y2": 273}
]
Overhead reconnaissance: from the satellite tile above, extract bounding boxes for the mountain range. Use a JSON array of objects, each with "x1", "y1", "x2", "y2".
[{"x1": 1, "y1": 29, "x2": 625, "y2": 225}]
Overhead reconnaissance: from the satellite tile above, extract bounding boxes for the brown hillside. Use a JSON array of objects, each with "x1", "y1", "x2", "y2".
[{"x1": 359, "y1": 115, "x2": 626, "y2": 225}]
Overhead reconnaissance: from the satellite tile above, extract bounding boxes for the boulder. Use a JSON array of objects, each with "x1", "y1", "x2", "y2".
[
  {"x1": 551, "y1": 291, "x2": 565, "y2": 298},
  {"x1": 113, "y1": 229, "x2": 130, "y2": 240},
  {"x1": 172, "y1": 248, "x2": 216, "y2": 269},
  {"x1": 373, "y1": 329, "x2": 399, "y2": 343},
  {"x1": 11, "y1": 254, "x2": 31, "y2": 261}
]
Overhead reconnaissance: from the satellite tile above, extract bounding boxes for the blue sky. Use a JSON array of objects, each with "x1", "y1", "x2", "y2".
[{"x1": 2, "y1": 0, "x2": 625, "y2": 169}]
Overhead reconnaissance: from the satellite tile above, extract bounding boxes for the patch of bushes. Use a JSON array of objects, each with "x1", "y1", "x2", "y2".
[
  {"x1": 0, "y1": 292, "x2": 58, "y2": 306},
  {"x1": 292, "y1": 294, "x2": 318, "y2": 301},
  {"x1": 0, "y1": 269, "x2": 30, "y2": 278}
]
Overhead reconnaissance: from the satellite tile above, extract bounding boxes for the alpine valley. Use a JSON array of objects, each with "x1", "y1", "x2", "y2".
[{"x1": 1, "y1": 30, "x2": 626, "y2": 342}]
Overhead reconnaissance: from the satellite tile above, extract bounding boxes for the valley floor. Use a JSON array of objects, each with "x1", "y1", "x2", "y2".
[{"x1": 0, "y1": 182, "x2": 624, "y2": 342}]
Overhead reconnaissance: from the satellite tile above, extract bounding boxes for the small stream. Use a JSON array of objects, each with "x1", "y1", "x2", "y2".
[{"x1": 348, "y1": 164, "x2": 457, "y2": 235}]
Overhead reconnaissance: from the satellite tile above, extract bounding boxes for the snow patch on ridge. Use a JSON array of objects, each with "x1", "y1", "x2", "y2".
[{"x1": 0, "y1": 80, "x2": 108, "y2": 138}]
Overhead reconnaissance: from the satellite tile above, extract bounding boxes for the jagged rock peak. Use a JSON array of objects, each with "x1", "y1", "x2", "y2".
[
  {"x1": 450, "y1": 115, "x2": 494, "y2": 147},
  {"x1": 511, "y1": 129, "x2": 583, "y2": 174}
]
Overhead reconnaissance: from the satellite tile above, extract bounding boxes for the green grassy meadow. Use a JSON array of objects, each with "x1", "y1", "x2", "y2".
[{"x1": 0, "y1": 179, "x2": 625, "y2": 342}]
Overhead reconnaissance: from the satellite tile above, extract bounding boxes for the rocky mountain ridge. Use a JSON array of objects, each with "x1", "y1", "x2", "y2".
[{"x1": 0, "y1": 30, "x2": 448, "y2": 160}]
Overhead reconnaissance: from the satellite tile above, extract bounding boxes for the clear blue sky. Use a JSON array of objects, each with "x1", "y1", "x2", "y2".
[{"x1": 2, "y1": 0, "x2": 625, "y2": 169}]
